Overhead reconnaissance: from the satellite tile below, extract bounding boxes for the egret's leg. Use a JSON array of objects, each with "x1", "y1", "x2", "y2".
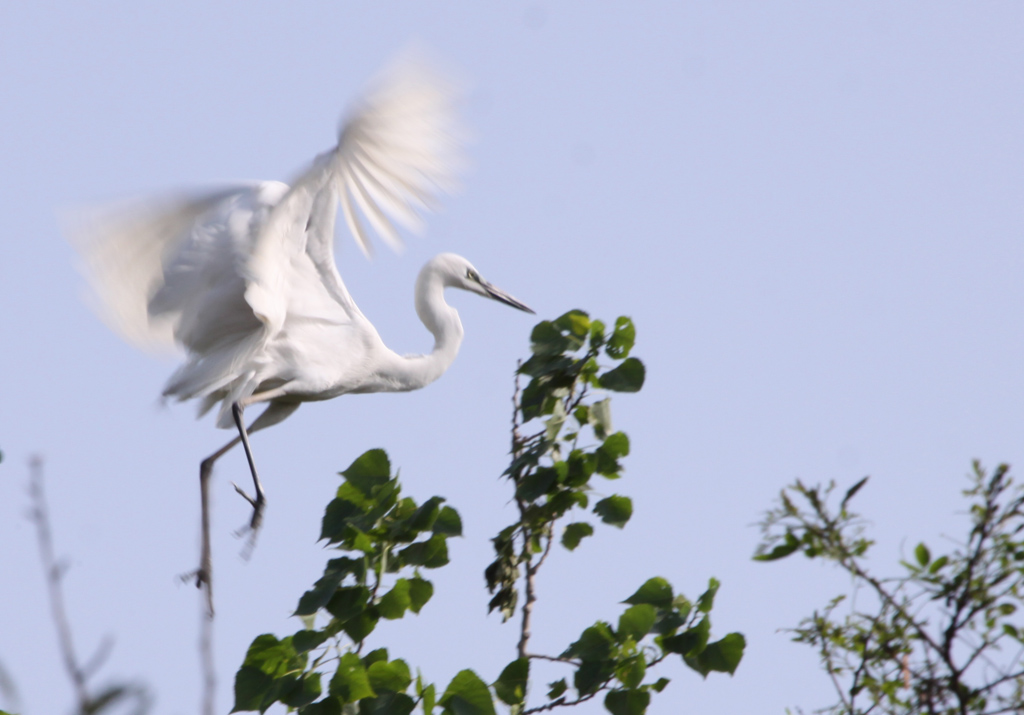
[
  {"x1": 196, "y1": 435, "x2": 241, "y2": 616},
  {"x1": 231, "y1": 401, "x2": 265, "y2": 532},
  {"x1": 194, "y1": 396, "x2": 297, "y2": 615},
  {"x1": 227, "y1": 396, "x2": 301, "y2": 558}
]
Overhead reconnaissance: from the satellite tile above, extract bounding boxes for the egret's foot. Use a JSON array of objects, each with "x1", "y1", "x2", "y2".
[
  {"x1": 181, "y1": 568, "x2": 215, "y2": 617},
  {"x1": 231, "y1": 482, "x2": 265, "y2": 560}
]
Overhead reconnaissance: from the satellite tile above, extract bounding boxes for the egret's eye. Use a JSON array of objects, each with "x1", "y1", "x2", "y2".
[{"x1": 467, "y1": 269, "x2": 479, "y2": 282}]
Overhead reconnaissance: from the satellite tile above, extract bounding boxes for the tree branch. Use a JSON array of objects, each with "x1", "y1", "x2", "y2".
[
  {"x1": 523, "y1": 690, "x2": 600, "y2": 714},
  {"x1": 29, "y1": 455, "x2": 91, "y2": 712}
]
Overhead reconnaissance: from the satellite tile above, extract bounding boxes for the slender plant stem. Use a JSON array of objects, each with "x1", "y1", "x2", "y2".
[{"x1": 29, "y1": 456, "x2": 91, "y2": 712}]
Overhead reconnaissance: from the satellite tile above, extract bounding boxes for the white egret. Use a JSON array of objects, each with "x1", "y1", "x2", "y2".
[{"x1": 74, "y1": 59, "x2": 534, "y2": 613}]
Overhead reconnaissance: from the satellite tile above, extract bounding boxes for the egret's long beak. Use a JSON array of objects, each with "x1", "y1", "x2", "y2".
[{"x1": 482, "y1": 281, "x2": 535, "y2": 314}]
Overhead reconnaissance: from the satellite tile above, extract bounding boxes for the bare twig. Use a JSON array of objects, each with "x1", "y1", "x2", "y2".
[
  {"x1": 29, "y1": 455, "x2": 91, "y2": 711},
  {"x1": 512, "y1": 360, "x2": 525, "y2": 457},
  {"x1": 523, "y1": 690, "x2": 600, "y2": 714},
  {"x1": 526, "y1": 653, "x2": 580, "y2": 666},
  {"x1": 517, "y1": 522, "x2": 555, "y2": 661},
  {"x1": 28, "y1": 455, "x2": 150, "y2": 715}
]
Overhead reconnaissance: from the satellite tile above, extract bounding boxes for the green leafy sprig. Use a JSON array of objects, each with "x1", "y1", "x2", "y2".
[
  {"x1": 232, "y1": 449, "x2": 480, "y2": 715},
  {"x1": 756, "y1": 463, "x2": 1024, "y2": 715},
  {"x1": 487, "y1": 311, "x2": 745, "y2": 715}
]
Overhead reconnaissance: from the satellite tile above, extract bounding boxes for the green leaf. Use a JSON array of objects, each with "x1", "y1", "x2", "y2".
[
  {"x1": 595, "y1": 433, "x2": 630, "y2": 477},
  {"x1": 238, "y1": 634, "x2": 301, "y2": 676},
  {"x1": 547, "y1": 679, "x2": 568, "y2": 700},
  {"x1": 617, "y1": 654, "x2": 646, "y2": 689},
  {"x1": 341, "y1": 607, "x2": 380, "y2": 643},
  {"x1": 319, "y1": 499, "x2": 369, "y2": 543},
  {"x1": 600, "y1": 432, "x2": 630, "y2": 459},
  {"x1": 295, "y1": 557, "x2": 363, "y2": 616},
  {"x1": 519, "y1": 353, "x2": 575, "y2": 378},
  {"x1": 604, "y1": 688, "x2": 650, "y2": 715},
  {"x1": 529, "y1": 321, "x2": 581, "y2": 356},
  {"x1": 439, "y1": 670, "x2": 496, "y2": 715},
  {"x1": 378, "y1": 579, "x2": 412, "y2": 620},
  {"x1": 590, "y1": 398, "x2": 613, "y2": 439},
  {"x1": 753, "y1": 531, "x2": 800, "y2": 562},
  {"x1": 335, "y1": 481, "x2": 371, "y2": 509},
  {"x1": 399, "y1": 534, "x2": 449, "y2": 568},
  {"x1": 325, "y1": 586, "x2": 370, "y2": 623},
  {"x1": 594, "y1": 495, "x2": 632, "y2": 528},
  {"x1": 662, "y1": 616, "x2": 710, "y2": 657},
  {"x1": 421, "y1": 683, "x2": 437, "y2": 714},
  {"x1": 363, "y1": 649, "x2": 389, "y2": 668},
  {"x1": 359, "y1": 692, "x2": 416, "y2": 715},
  {"x1": 299, "y1": 698, "x2": 342, "y2": 715},
  {"x1": 598, "y1": 358, "x2": 645, "y2": 393},
  {"x1": 519, "y1": 380, "x2": 548, "y2": 422},
  {"x1": 565, "y1": 450, "x2": 595, "y2": 487},
  {"x1": 554, "y1": 309, "x2": 591, "y2": 338},
  {"x1": 232, "y1": 666, "x2": 275, "y2": 713},
  {"x1": 565, "y1": 622, "x2": 615, "y2": 661},
  {"x1": 696, "y1": 578, "x2": 720, "y2": 613},
  {"x1": 548, "y1": 488, "x2": 588, "y2": 515},
  {"x1": 574, "y1": 660, "x2": 615, "y2": 696},
  {"x1": 493, "y1": 658, "x2": 529, "y2": 706},
  {"x1": 606, "y1": 317, "x2": 636, "y2": 359},
  {"x1": 651, "y1": 677, "x2": 670, "y2": 692},
  {"x1": 654, "y1": 597, "x2": 690, "y2": 634},
  {"x1": 291, "y1": 628, "x2": 329, "y2": 654},
  {"x1": 840, "y1": 476, "x2": 869, "y2": 510},
  {"x1": 617, "y1": 604, "x2": 657, "y2": 641},
  {"x1": 407, "y1": 496, "x2": 444, "y2": 533},
  {"x1": 280, "y1": 673, "x2": 322, "y2": 709},
  {"x1": 687, "y1": 633, "x2": 745, "y2": 677},
  {"x1": 516, "y1": 467, "x2": 558, "y2": 502},
  {"x1": 341, "y1": 449, "x2": 392, "y2": 497},
  {"x1": 914, "y1": 542, "x2": 931, "y2": 567},
  {"x1": 561, "y1": 522, "x2": 594, "y2": 551},
  {"x1": 929, "y1": 555, "x2": 949, "y2": 574},
  {"x1": 329, "y1": 652, "x2": 375, "y2": 703},
  {"x1": 623, "y1": 578, "x2": 674, "y2": 609},
  {"x1": 433, "y1": 506, "x2": 463, "y2": 537},
  {"x1": 407, "y1": 577, "x2": 434, "y2": 613},
  {"x1": 545, "y1": 399, "x2": 567, "y2": 441},
  {"x1": 367, "y1": 660, "x2": 412, "y2": 693},
  {"x1": 232, "y1": 636, "x2": 309, "y2": 712}
]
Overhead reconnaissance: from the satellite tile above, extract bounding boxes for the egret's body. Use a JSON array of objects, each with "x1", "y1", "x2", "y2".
[{"x1": 74, "y1": 61, "x2": 532, "y2": 613}]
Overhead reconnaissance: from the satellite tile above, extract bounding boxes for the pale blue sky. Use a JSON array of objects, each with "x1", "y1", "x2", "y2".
[{"x1": 2, "y1": 3, "x2": 1024, "y2": 714}]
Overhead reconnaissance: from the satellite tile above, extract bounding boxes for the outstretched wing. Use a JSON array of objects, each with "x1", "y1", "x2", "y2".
[
  {"x1": 245, "y1": 56, "x2": 465, "y2": 334},
  {"x1": 70, "y1": 188, "x2": 245, "y2": 351},
  {"x1": 335, "y1": 56, "x2": 464, "y2": 256}
]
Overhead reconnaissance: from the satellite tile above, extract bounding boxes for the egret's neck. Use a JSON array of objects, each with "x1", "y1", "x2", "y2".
[{"x1": 379, "y1": 262, "x2": 464, "y2": 391}]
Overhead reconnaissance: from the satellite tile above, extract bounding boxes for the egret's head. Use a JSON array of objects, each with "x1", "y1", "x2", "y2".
[{"x1": 432, "y1": 253, "x2": 535, "y2": 313}]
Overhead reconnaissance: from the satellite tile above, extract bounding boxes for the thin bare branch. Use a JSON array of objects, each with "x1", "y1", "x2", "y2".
[
  {"x1": 523, "y1": 690, "x2": 600, "y2": 714},
  {"x1": 29, "y1": 455, "x2": 90, "y2": 712},
  {"x1": 29, "y1": 455, "x2": 150, "y2": 715}
]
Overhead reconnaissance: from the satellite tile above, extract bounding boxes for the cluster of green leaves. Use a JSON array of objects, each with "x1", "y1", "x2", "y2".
[
  {"x1": 232, "y1": 449, "x2": 489, "y2": 715},
  {"x1": 756, "y1": 463, "x2": 1024, "y2": 715},
  {"x1": 486, "y1": 311, "x2": 744, "y2": 715},
  {"x1": 496, "y1": 576, "x2": 744, "y2": 715},
  {"x1": 487, "y1": 311, "x2": 645, "y2": 622}
]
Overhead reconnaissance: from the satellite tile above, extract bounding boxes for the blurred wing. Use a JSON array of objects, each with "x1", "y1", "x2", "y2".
[
  {"x1": 335, "y1": 57, "x2": 464, "y2": 256},
  {"x1": 247, "y1": 57, "x2": 465, "y2": 330},
  {"x1": 69, "y1": 189, "x2": 243, "y2": 352}
]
